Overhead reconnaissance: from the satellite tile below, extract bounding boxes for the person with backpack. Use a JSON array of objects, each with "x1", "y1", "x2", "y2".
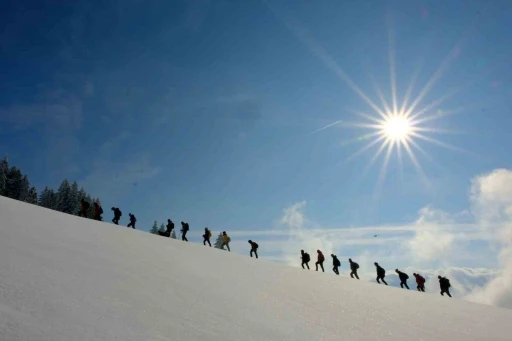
[
  {"x1": 315, "y1": 250, "x2": 325, "y2": 272},
  {"x1": 203, "y1": 227, "x2": 212, "y2": 246},
  {"x1": 331, "y1": 254, "x2": 341, "y2": 275},
  {"x1": 180, "y1": 222, "x2": 189, "y2": 242},
  {"x1": 159, "y1": 219, "x2": 174, "y2": 237},
  {"x1": 438, "y1": 275, "x2": 452, "y2": 297},
  {"x1": 127, "y1": 213, "x2": 137, "y2": 229},
  {"x1": 349, "y1": 258, "x2": 360, "y2": 279},
  {"x1": 301, "y1": 250, "x2": 310, "y2": 270},
  {"x1": 395, "y1": 269, "x2": 410, "y2": 289},
  {"x1": 413, "y1": 273, "x2": 426, "y2": 292},
  {"x1": 78, "y1": 199, "x2": 90, "y2": 217},
  {"x1": 374, "y1": 262, "x2": 388, "y2": 285},
  {"x1": 221, "y1": 231, "x2": 230, "y2": 251},
  {"x1": 248, "y1": 240, "x2": 259, "y2": 258},
  {"x1": 93, "y1": 202, "x2": 103, "y2": 221},
  {"x1": 111, "y1": 207, "x2": 122, "y2": 225}
]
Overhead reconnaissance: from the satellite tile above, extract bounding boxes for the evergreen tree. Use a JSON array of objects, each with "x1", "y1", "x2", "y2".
[
  {"x1": 214, "y1": 232, "x2": 224, "y2": 249},
  {"x1": 70, "y1": 181, "x2": 79, "y2": 214},
  {"x1": 0, "y1": 156, "x2": 8, "y2": 196},
  {"x1": 150, "y1": 221, "x2": 159, "y2": 234},
  {"x1": 18, "y1": 175, "x2": 30, "y2": 202},
  {"x1": 159, "y1": 223, "x2": 165, "y2": 233},
  {"x1": 85, "y1": 195, "x2": 93, "y2": 218},
  {"x1": 56, "y1": 179, "x2": 74, "y2": 214},
  {"x1": 171, "y1": 230, "x2": 177, "y2": 239},
  {"x1": 28, "y1": 187, "x2": 38, "y2": 204},
  {"x1": 6, "y1": 166, "x2": 23, "y2": 199}
]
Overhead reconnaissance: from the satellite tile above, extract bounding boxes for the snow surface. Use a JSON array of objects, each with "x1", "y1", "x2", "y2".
[{"x1": 1, "y1": 196, "x2": 512, "y2": 341}]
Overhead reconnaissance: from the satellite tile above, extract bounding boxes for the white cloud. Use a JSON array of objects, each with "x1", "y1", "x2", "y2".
[
  {"x1": 226, "y1": 168, "x2": 512, "y2": 309},
  {"x1": 407, "y1": 206, "x2": 455, "y2": 262},
  {"x1": 464, "y1": 169, "x2": 512, "y2": 308}
]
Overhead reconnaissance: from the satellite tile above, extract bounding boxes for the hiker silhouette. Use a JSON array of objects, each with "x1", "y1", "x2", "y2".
[
  {"x1": 331, "y1": 254, "x2": 340, "y2": 275},
  {"x1": 221, "y1": 231, "x2": 230, "y2": 251},
  {"x1": 349, "y1": 258, "x2": 360, "y2": 279},
  {"x1": 180, "y1": 222, "x2": 189, "y2": 242},
  {"x1": 127, "y1": 213, "x2": 136, "y2": 229},
  {"x1": 438, "y1": 275, "x2": 452, "y2": 297},
  {"x1": 413, "y1": 273, "x2": 426, "y2": 292},
  {"x1": 374, "y1": 262, "x2": 388, "y2": 285},
  {"x1": 93, "y1": 202, "x2": 103, "y2": 221},
  {"x1": 203, "y1": 227, "x2": 212, "y2": 246},
  {"x1": 248, "y1": 240, "x2": 259, "y2": 258},
  {"x1": 111, "y1": 207, "x2": 122, "y2": 225},
  {"x1": 301, "y1": 250, "x2": 310, "y2": 269},
  {"x1": 395, "y1": 269, "x2": 410, "y2": 289},
  {"x1": 315, "y1": 250, "x2": 325, "y2": 272}
]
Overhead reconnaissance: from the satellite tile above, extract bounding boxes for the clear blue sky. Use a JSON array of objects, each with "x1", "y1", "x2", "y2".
[{"x1": 1, "y1": 0, "x2": 511, "y2": 267}]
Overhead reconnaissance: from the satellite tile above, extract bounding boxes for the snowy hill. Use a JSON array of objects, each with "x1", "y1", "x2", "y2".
[{"x1": 1, "y1": 197, "x2": 511, "y2": 341}]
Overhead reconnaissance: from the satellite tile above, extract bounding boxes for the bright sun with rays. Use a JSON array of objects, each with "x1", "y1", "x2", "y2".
[{"x1": 382, "y1": 114, "x2": 412, "y2": 141}]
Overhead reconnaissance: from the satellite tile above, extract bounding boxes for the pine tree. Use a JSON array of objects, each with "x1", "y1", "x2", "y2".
[
  {"x1": 28, "y1": 187, "x2": 38, "y2": 204},
  {"x1": 70, "y1": 181, "x2": 79, "y2": 215},
  {"x1": 214, "y1": 232, "x2": 224, "y2": 249},
  {"x1": 159, "y1": 223, "x2": 165, "y2": 233},
  {"x1": 56, "y1": 179, "x2": 74, "y2": 214},
  {"x1": 0, "y1": 156, "x2": 8, "y2": 196},
  {"x1": 6, "y1": 166, "x2": 23, "y2": 199},
  {"x1": 171, "y1": 230, "x2": 177, "y2": 239},
  {"x1": 18, "y1": 175, "x2": 30, "y2": 202},
  {"x1": 150, "y1": 221, "x2": 159, "y2": 234}
]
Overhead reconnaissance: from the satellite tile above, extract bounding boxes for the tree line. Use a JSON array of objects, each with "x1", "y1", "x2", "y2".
[{"x1": 0, "y1": 156, "x2": 101, "y2": 218}]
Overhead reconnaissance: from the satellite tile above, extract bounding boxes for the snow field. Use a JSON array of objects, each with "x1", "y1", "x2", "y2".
[{"x1": 1, "y1": 196, "x2": 511, "y2": 341}]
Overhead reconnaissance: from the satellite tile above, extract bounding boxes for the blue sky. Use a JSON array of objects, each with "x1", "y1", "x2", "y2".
[{"x1": 2, "y1": 0, "x2": 512, "y2": 304}]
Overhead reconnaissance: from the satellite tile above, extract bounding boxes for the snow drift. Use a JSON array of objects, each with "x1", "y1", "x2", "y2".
[{"x1": 1, "y1": 196, "x2": 511, "y2": 341}]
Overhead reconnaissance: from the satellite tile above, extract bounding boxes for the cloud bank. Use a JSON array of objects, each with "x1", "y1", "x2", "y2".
[{"x1": 230, "y1": 168, "x2": 512, "y2": 309}]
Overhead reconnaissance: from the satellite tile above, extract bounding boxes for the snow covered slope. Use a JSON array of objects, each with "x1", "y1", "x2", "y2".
[{"x1": 1, "y1": 196, "x2": 511, "y2": 341}]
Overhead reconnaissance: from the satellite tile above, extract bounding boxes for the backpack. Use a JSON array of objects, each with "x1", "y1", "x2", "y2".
[
  {"x1": 354, "y1": 263, "x2": 359, "y2": 269},
  {"x1": 334, "y1": 258, "x2": 341, "y2": 266},
  {"x1": 118, "y1": 209, "x2": 122, "y2": 217},
  {"x1": 404, "y1": 273, "x2": 409, "y2": 280},
  {"x1": 318, "y1": 253, "x2": 325, "y2": 261},
  {"x1": 253, "y1": 242, "x2": 258, "y2": 249},
  {"x1": 446, "y1": 279, "x2": 451, "y2": 288},
  {"x1": 303, "y1": 253, "x2": 310, "y2": 262},
  {"x1": 207, "y1": 230, "x2": 212, "y2": 238},
  {"x1": 227, "y1": 236, "x2": 231, "y2": 243}
]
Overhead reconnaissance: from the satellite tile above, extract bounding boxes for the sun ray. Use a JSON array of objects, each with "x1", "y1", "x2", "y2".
[
  {"x1": 368, "y1": 74, "x2": 392, "y2": 115},
  {"x1": 409, "y1": 131, "x2": 469, "y2": 153},
  {"x1": 387, "y1": 15, "x2": 398, "y2": 115},
  {"x1": 267, "y1": 6, "x2": 389, "y2": 118},
  {"x1": 344, "y1": 134, "x2": 387, "y2": 163},
  {"x1": 403, "y1": 140, "x2": 431, "y2": 189},
  {"x1": 404, "y1": 41, "x2": 463, "y2": 118},
  {"x1": 362, "y1": 138, "x2": 390, "y2": 176}
]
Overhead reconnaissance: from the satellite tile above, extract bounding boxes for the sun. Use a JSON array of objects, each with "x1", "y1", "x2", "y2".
[{"x1": 382, "y1": 114, "x2": 411, "y2": 141}]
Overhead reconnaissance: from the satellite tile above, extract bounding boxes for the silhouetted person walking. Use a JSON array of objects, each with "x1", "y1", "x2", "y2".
[
  {"x1": 158, "y1": 219, "x2": 174, "y2": 237},
  {"x1": 413, "y1": 273, "x2": 426, "y2": 292},
  {"x1": 438, "y1": 275, "x2": 452, "y2": 297},
  {"x1": 301, "y1": 250, "x2": 310, "y2": 269},
  {"x1": 221, "y1": 231, "x2": 230, "y2": 251},
  {"x1": 374, "y1": 262, "x2": 388, "y2": 285},
  {"x1": 315, "y1": 250, "x2": 325, "y2": 272},
  {"x1": 111, "y1": 207, "x2": 122, "y2": 225},
  {"x1": 181, "y1": 222, "x2": 189, "y2": 242},
  {"x1": 349, "y1": 258, "x2": 360, "y2": 279},
  {"x1": 248, "y1": 240, "x2": 259, "y2": 258},
  {"x1": 331, "y1": 254, "x2": 340, "y2": 275},
  {"x1": 78, "y1": 199, "x2": 90, "y2": 217},
  {"x1": 396, "y1": 269, "x2": 410, "y2": 289},
  {"x1": 93, "y1": 202, "x2": 103, "y2": 221},
  {"x1": 203, "y1": 227, "x2": 212, "y2": 246},
  {"x1": 127, "y1": 213, "x2": 136, "y2": 229}
]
